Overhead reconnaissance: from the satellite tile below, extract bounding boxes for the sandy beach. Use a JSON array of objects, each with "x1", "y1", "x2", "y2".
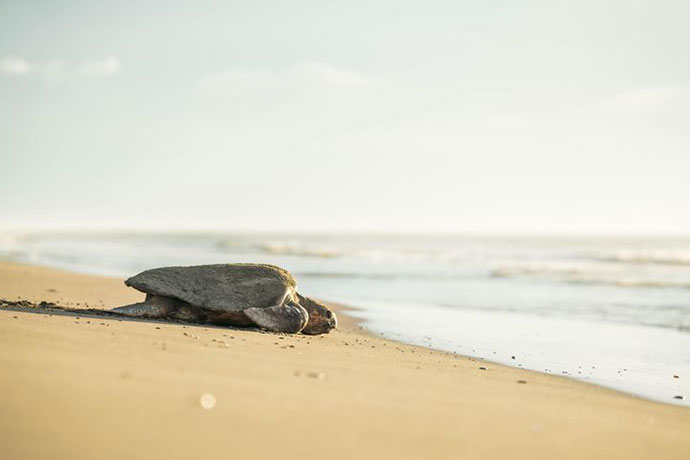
[{"x1": 1, "y1": 259, "x2": 689, "y2": 460}]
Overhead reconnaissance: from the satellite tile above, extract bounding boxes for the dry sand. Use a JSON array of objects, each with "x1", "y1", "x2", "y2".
[{"x1": 1, "y1": 259, "x2": 689, "y2": 460}]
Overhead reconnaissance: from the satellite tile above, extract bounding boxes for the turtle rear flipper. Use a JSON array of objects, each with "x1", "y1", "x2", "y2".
[
  {"x1": 244, "y1": 303, "x2": 309, "y2": 333},
  {"x1": 111, "y1": 302, "x2": 173, "y2": 318},
  {"x1": 111, "y1": 295, "x2": 191, "y2": 319}
]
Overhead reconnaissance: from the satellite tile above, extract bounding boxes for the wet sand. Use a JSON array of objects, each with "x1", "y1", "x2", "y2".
[{"x1": 1, "y1": 259, "x2": 689, "y2": 459}]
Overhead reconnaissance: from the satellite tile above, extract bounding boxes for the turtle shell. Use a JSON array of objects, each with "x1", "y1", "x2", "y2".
[{"x1": 125, "y1": 264, "x2": 296, "y2": 313}]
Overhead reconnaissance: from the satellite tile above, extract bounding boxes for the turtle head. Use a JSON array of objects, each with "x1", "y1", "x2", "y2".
[{"x1": 296, "y1": 294, "x2": 337, "y2": 335}]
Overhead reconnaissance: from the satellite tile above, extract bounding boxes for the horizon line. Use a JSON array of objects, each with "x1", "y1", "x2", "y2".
[{"x1": 1, "y1": 225, "x2": 690, "y2": 238}]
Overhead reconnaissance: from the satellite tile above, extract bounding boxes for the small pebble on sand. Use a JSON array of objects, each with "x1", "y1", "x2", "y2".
[
  {"x1": 307, "y1": 372, "x2": 326, "y2": 380},
  {"x1": 200, "y1": 393, "x2": 216, "y2": 409},
  {"x1": 517, "y1": 380, "x2": 527, "y2": 384},
  {"x1": 479, "y1": 366, "x2": 487, "y2": 370}
]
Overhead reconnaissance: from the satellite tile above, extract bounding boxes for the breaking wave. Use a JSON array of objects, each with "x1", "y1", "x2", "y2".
[
  {"x1": 586, "y1": 249, "x2": 690, "y2": 266},
  {"x1": 218, "y1": 238, "x2": 462, "y2": 262},
  {"x1": 490, "y1": 263, "x2": 690, "y2": 290},
  {"x1": 256, "y1": 241, "x2": 342, "y2": 258}
]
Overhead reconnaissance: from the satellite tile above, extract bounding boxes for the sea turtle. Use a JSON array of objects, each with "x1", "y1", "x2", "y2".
[{"x1": 110, "y1": 263, "x2": 337, "y2": 334}]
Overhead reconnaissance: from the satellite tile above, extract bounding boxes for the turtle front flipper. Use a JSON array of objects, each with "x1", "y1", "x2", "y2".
[{"x1": 244, "y1": 303, "x2": 309, "y2": 333}]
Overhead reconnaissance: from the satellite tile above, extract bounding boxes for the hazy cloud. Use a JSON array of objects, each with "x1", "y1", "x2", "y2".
[
  {"x1": 0, "y1": 57, "x2": 32, "y2": 75},
  {"x1": 197, "y1": 62, "x2": 371, "y2": 96},
  {"x1": 79, "y1": 57, "x2": 121, "y2": 77},
  {"x1": 602, "y1": 86, "x2": 690, "y2": 112},
  {"x1": 295, "y1": 62, "x2": 371, "y2": 87},
  {"x1": 0, "y1": 56, "x2": 122, "y2": 82}
]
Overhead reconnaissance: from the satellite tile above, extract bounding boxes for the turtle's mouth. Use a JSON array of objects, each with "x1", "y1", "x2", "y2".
[{"x1": 326, "y1": 310, "x2": 337, "y2": 330}]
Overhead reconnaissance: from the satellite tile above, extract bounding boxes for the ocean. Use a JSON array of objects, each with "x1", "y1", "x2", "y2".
[{"x1": 1, "y1": 231, "x2": 688, "y2": 405}]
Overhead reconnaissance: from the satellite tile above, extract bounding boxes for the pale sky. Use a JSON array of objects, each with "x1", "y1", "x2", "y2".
[{"x1": 1, "y1": 0, "x2": 689, "y2": 234}]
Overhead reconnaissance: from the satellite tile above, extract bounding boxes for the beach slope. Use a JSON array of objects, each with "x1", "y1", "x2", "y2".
[{"x1": 0, "y1": 260, "x2": 689, "y2": 459}]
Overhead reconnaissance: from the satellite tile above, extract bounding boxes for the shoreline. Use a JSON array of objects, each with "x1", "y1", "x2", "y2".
[
  {"x1": 348, "y1": 298, "x2": 690, "y2": 408},
  {"x1": 1, "y1": 259, "x2": 689, "y2": 459}
]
